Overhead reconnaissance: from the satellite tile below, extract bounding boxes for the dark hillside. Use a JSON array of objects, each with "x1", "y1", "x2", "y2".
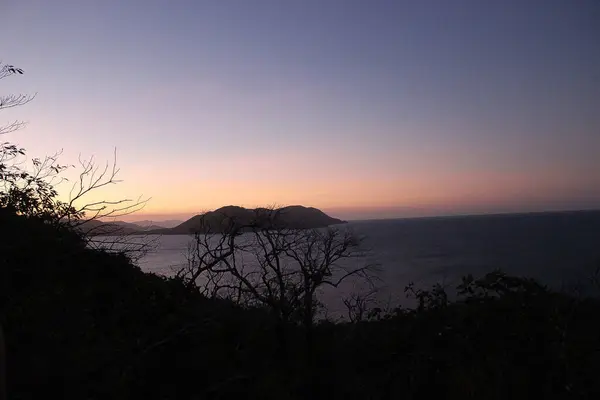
[{"x1": 2, "y1": 205, "x2": 600, "y2": 398}]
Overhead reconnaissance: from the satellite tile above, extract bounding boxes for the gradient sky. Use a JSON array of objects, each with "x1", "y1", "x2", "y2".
[{"x1": 1, "y1": 0, "x2": 599, "y2": 221}]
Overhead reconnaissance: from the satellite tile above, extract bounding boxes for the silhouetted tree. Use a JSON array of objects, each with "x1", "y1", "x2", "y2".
[
  {"x1": 178, "y1": 207, "x2": 379, "y2": 349},
  {"x1": 0, "y1": 62, "x2": 151, "y2": 260},
  {"x1": 342, "y1": 288, "x2": 379, "y2": 322},
  {"x1": 0, "y1": 62, "x2": 31, "y2": 400}
]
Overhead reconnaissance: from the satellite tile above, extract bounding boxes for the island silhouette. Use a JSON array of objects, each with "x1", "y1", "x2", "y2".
[{"x1": 81, "y1": 205, "x2": 345, "y2": 236}]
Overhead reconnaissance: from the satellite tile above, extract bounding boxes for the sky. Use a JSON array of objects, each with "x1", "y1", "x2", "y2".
[{"x1": 0, "y1": 0, "x2": 599, "y2": 221}]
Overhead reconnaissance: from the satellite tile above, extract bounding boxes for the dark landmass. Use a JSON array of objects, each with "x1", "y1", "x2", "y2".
[
  {"x1": 77, "y1": 219, "x2": 165, "y2": 236},
  {"x1": 131, "y1": 219, "x2": 184, "y2": 229},
  {"x1": 3, "y1": 204, "x2": 600, "y2": 399},
  {"x1": 83, "y1": 206, "x2": 343, "y2": 236},
  {"x1": 148, "y1": 205, "x2": 346, "y2": 235}
]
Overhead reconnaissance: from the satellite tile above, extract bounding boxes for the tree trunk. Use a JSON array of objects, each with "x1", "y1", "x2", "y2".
[
  {"x1": 275, "y1": 318, "x2": 288, "y2": 360},
  {"x1": 302, "y1": 294, "x2": 318, "y2": 396},
  {"x1": 0, "y1": 323, "x2": 6, "y2": 400},
  {"x1": 303, "y1": 294, "x2": 314, "y2": 350}
]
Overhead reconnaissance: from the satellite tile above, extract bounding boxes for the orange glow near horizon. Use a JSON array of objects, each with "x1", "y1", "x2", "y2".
[
  {"x1": 62, "y1": 162, "x2": 599, "y2": 223},
  {"x1": 2, "y1": 1, "x2": 599, "y2": 223}
]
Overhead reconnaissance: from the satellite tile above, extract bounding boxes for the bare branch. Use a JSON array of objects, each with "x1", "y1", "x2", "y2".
[
  {"x1": 0, "y1": 93, "x2": 36, "y2": 112},
  {"x1": 343, "y1": 288, "x2": 379, "y2": 323},
  {"x1": 178, "y1": 206, "x2": 380, "y2": 338},
  {"x1": 0, "y1": 121, "x2": 27, "y2": 136},
  {"x1": 0, "y1": 63, "x2": 35, "y2": 136}
]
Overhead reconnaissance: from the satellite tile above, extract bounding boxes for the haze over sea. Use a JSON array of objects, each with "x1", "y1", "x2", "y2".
[{"x1": 130, "y1": 210, "x2": 600, "y2": 315}]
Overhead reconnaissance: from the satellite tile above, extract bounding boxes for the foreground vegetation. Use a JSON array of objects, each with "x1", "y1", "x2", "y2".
[{"x1": 2, "y1": 205, "x2": 600, "y2": 399}]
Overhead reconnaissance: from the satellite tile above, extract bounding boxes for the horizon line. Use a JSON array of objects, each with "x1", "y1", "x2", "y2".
[
  {"x1": 106, "y1": 207, "x2": 600, "y2": 224},
  {"x1": 346, "y1": 207, "x2": 600, "y2": 223}
]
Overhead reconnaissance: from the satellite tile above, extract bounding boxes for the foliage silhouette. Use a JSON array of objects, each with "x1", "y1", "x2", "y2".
[{"x1": 2, "y1": 201, "x2": 600, "y2": 399}]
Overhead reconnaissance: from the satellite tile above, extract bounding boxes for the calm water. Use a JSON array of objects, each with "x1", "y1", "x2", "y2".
[{"x1": 123, "y1": 210, "x2": 600, "y2": 316}]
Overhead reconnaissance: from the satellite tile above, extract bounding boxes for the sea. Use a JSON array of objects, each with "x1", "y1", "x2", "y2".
[{"x1": 107, "y1": 210, "x2": 600, "y2": 318}]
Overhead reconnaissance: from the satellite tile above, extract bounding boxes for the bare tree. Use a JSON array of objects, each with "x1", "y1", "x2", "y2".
[
  {"x1": 61, "y1": 150, "x2": 154, "y2": 261},
  {"x1": 177, "y1": 207, "x2": 379, "y2": 348},
  {"x1": 0, "y1": 62, "x2": 152, "y2": 260},
  {"x1": 342, "y1": 288, "x2": 379, "y2": 323},
  {"x1": 65, "y1": 150, "x2": 148, "y2": 225},
  {"x1": 1, "y1": 146, "x2": 153, "y2": 259}
]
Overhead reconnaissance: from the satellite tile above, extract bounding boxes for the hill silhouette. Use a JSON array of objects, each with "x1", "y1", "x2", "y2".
[
  {"x1": 150, "y1": 205, "x2": 345, "y2": 235},
  {"x1": 3, "y1": 202, "x2": 600, "y2": 398},
  {"x1": 78, "y1": 220, "x2": 164, "y2": 236},
  {"x1": 131, "y1": 219, "x2": 183, "y2": 229}
]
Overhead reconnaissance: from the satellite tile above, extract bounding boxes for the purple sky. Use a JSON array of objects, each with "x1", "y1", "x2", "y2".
[{"x1": 1, "y1": 0, "x2": 599, "y2": 220}]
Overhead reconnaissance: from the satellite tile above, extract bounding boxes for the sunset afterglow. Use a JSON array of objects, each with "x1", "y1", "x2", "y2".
[{"x1": 1, "y1": 1, "x2": 598, "y2": 221}]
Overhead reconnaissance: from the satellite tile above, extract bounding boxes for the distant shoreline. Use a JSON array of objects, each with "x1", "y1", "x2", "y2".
[
  {"x1": 88, "y1": 209, "x2": 600, "y2": 236},
  {"x1": 346, "y1": 208, "x2": 600, "y2": 223}
]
